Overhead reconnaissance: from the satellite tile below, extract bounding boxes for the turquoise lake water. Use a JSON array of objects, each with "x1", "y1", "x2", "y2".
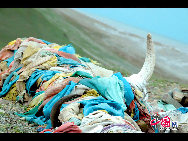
[{"x1": 73, "y1": 8, "x2": 188, "y2": 46}]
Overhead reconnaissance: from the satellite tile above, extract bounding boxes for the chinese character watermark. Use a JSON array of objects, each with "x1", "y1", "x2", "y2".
[{"x1": 150, "y1": 114, "x2": 179, "y2": 131}]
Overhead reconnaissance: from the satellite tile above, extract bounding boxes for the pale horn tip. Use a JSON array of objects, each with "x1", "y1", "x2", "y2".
[{"x1": 147, "y1": 33, "x2": 152, "y2": 39}]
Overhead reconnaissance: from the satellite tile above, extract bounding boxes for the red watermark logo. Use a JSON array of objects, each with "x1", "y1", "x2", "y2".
[{"x1": 150, "y1": 114, "x2": 178, "y2": 131}]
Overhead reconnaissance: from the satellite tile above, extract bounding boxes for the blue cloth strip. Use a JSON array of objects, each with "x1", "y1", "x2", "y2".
[
  {"x1": 26, "y1": 69, "x2": 60, "y2": 95},
  {"x1": 0, "y1": 67, "x2": 22, "y2": 97},
  {"x1": 113, "y1": 72, "x2": 134, "y2": 106},
  {"x1": 79, "y1": 96, "x2": 125, "y2": 118}
]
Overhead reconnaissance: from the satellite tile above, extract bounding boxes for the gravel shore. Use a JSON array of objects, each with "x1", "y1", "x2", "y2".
[{"x1": 0, "y1": 98, "x2": 38, "y2": 133}]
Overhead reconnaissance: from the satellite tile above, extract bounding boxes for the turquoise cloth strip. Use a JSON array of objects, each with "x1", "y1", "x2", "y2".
[
  {"x1": 79, "y1": 96, "x2": 125, "y2": 118},
  {"x1": 79, "y1": 75, "x2": 127, "y2": 110},
  {"x1": 0, "y1": 67, "x2": 22, "y2": 97}
]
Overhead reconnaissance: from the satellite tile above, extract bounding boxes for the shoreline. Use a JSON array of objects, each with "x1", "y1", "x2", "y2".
[
  {"x1": 54, "y1": 8, "x2": 188, "y2": 84},
  {"x1": 73, "y1": 8, "x2": 188, "y2": 50}
]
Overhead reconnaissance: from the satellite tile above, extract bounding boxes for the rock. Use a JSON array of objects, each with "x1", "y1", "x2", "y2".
[
  {"x1": 162, "y1": 93, "x2": 183, "y2": 109},
  {"x1": 180, "y1": 96, "x2": 188, "y2": 107},
  {"x1": 182, "y1": 89, "x2": 188, "y2": 97},
  {"x1": 0, "y1": 109, "x2": 5, "y2": 114},
  {"x1": 172, "y1": 88, "x2": 184, "y2": 102}
]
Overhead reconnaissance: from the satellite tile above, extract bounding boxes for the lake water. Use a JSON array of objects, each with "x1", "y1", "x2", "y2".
[
  {"x1": 73, "y1": 8, "x2": 188, "y2": 47},
  {"x1": 72, "y1": 8, "x2": 188, "y2": 83}
]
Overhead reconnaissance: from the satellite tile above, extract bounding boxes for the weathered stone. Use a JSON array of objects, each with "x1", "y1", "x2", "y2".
[
  {"x1": 162, "y1": 93, "x2": 183, "y2": 109},
  {"x1": 172, "y1": 88, "x2": 184, "y2": 102}
]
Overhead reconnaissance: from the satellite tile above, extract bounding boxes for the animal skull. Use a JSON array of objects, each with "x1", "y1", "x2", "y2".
[{"x1": 49, "y1": 33, "x2": 156, "y2": 128}]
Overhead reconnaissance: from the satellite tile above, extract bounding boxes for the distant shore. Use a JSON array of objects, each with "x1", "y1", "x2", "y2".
[{"x1": 54, "y1": 8, "x2": 188, "y2": 84}]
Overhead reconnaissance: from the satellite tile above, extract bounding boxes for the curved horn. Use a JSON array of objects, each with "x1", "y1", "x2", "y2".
[
  {"x1": 50, "y1": 93, "x2": 83, "y2": 128},
  {"x1": 137, "y1": 33, "x2": 155, "y2": 82},
  {"x1": 125, "y1": 33, "x2": 155, "y2": 91}
]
